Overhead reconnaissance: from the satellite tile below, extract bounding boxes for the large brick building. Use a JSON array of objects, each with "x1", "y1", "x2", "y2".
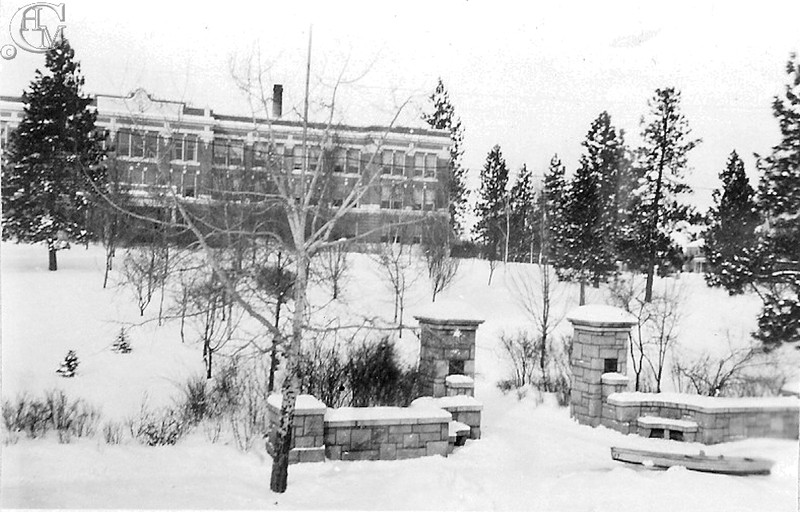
[{"x1": 1, "y1": 87, "x2": 451, "y2": 242}]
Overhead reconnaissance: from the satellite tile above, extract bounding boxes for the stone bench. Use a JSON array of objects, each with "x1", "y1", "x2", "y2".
[
  {"x1": 449, "y1": 420, "x2": 470, "y2": 450},
  {"x1": 637, "y1": 416, "x2": 698, "y2": 442},
  {"x1": 445, "y1": 374, "x2": 475, "y2": 397},
  {"x1": 411, "y1": 395, "x2": 482, "y2": 439}
]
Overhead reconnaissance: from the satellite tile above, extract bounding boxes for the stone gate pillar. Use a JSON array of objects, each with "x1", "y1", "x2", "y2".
[
  {"x1": 414, "y1": 301, "x2": 484, "y2": 398},
  {"x1": 566, "y1": 305, "x2": 637, "y2": 427}
]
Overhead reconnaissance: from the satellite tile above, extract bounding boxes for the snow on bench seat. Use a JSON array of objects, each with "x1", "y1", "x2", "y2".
[{"x1": 637, "y1": 416, "x2": 698, "y2": 432}]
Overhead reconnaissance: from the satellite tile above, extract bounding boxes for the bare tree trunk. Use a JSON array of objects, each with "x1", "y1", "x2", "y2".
[
  {"x1": 48, "y1": 246, "x2": 58, "y2": 271},
  {"x1": 579, "y1": 279, "x2": 586, "y2": 306}
]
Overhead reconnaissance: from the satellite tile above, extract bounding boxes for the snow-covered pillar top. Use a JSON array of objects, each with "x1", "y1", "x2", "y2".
[
  {"x1": 566, "y1": 304, "x2": 638, "y2": 332},
  {"x1": 414, "y1": 300, "x2": 484, "y2": 398},
  {"x1": 566, "y1": 305, "x2": 637, "y2": 427}
]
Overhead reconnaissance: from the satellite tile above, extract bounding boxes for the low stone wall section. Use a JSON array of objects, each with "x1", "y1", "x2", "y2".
[
  {"x1": 603, "y1": 392, "x2": 799, "y2": 444},
  {"x1": 411, "y1": 395, "x2": 482, "y2": 439},
  {"x1": 323, "y1": 406, "x2": 452, "y2": 461},
  {"x1": 266, "y1": 394, "x2": 327, "y2": 464}
]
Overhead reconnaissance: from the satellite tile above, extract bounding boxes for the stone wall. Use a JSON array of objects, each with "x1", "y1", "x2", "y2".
[
  {"x1": 323, "y1": 406, "x2": 451, "y2": 461},
  {"x1": 412, "y1": 396, "x2": 482, "y2": 439},
  {"x1": 603, "y1": 392, "x2": 800, "y2": 444},
  {"x1": 266, "y1": 394, "x2": 326, "y2": 464}
]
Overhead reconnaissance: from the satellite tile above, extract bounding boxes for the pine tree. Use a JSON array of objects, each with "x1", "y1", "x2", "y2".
[
  {"x1": 751, "y1": 54, "x2": 800, "y2": 347},
  {"x1": 623, "y1": 88, "x2": 699, "y2": 301},
  {"x1": 423, "y1": 78, "x2": 467, "y2": 235},
  {"x1": 56, "y1": 350, "x2": 79, "y2": 377},
  {"x1": 1, "y1": 37, "x2": 106, "y2": 271},
  {"x1": 111, "y1": 327, "x2": 133, "y2": 354},
  {"x1": 473, "y1": 145, "x2": 509, "y2": 280},
  {"x1": 539, "y1": 154, "x2": 567, "y2": 265},
  {"x1": 556, "y1": 112, "x2": 627, "y2": 304},
  {"x1": 509, "y1": 164, "x2": 537, "y2": 262},
  {"x1": 703, "y1": 150, "x2": 760, "y2": 294}
]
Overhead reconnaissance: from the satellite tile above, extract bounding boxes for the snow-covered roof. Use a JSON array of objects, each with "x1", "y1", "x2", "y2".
[
  {"x1": 608, "y1": 392, "x2": 800, "y2": 412},
  {"x1": 566, "y1": 304, "x2": 638, "y2": 327},
  {"x1": 412, "y1": 299, "x2": 484, "y2": 325}
]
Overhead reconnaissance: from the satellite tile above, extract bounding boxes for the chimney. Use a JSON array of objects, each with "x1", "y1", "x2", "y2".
[{"x1": 272, "y1": 84, "x2": 283, "y2": 119}]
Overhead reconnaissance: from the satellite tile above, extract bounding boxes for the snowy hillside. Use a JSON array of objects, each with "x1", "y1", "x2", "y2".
[{"x1": 1, "y1": 242, "x2": 798, "y2": 510}]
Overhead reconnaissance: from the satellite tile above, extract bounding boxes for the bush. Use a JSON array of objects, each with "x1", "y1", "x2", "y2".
[
  {"x1": 1, "y1": 390, "x2": 99, "y2": 443},
  {"x1": 130, "y1": 406, "x2": 186, "y2": 446},
  {"x1": 497, "y1": 330, "x2": 571, "y2": 404},
  {"x1": 297, "y1": 335, "x2": 422, "y2": 407},
  {"x1": 179, "y1": 374, "x2": 212, "y2": 425},
  {"x1": 102, "y1": 421, "x2": 124, "y2": 444}
]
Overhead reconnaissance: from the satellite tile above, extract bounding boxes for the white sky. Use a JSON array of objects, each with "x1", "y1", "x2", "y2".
[{"x1": 1, "y1": 0, "x2": 798, "y2": 210}]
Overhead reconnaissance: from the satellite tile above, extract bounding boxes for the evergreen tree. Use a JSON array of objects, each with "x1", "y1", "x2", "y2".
[
  {"x1": 473, "y1": 145, "x2": 509, "y2": 271},
  {"x1": 56, "y1": 350, "x2": 79, "y2": 377},
  {"x1": 622, "y1": 88, "x2": 699, "y2": 301},
  {"x1": 111, "y1": 327, "x2": 133, "y2": 354},
  {"x1": 556, "y1": 112, "x2": 627, "y2": 304},
  {"x1": 422, "y1": 78, "x2": 467, "y2": 235},
  {"x1": 509, "y1": 164, "x2": 537, "y2": 262},
  {"x1": 749, "y1": 54, "x2": 800, "y2": 347},
  {"x1": 539, "y1": 154, "x2": 567, "y2": 265},
  {"x1": 703, "y1": 150, "x2": 760, "y2": 294},
  {"x1": 1, "y1": 37, "x2": 106, "y2": 271}
]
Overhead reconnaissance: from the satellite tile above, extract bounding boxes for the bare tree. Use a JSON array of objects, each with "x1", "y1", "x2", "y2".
[
  {"x1": 607, "y1": 274, "x2": 651, "y2": 391},
  {"x1": 315, "y1": 240, "x2": 350, "y2": 301},
  {"x1": 372, "y1": 226, "x2": 422, "y2": 336},
  {"x1": 94, "y1": 34, "x2": 430, "y2": 492},
  {"x1": 121, "y1": 242, "x2": 169, "y2": 316},
  {"x1": 420, "y1": 216, "x2": 459, "y2": 302},
  {"x1": 510, "y1": 261, "x2": 566, "y2": 391},
  {"x1": 672, "y1": 334, "x2": 787, "y2": 397},
  {"x1": 643, "y1": 281, "x2": 683, "y2": 392}
]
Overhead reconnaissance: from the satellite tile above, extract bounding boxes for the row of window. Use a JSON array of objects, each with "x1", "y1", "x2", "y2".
[
  {"x1": 116, "y1": 130, "x2": 199, "y2": 162},
  {"x1": 114, "y1": 131, "x2": 439, "y2": 179}
]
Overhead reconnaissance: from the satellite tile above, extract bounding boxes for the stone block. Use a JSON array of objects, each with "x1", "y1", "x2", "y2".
[
  {"x1": 419, "y1": 431, "x2": 444, "y2": 443},
  {"x1": 403, "y1": 433, "x2": 421, "y2": 448},
  {"x1": 414, "y1": 423, "x2": 444, "y2": 434},
  {"x1": 324, "y1": 429, "x2": 336, "y2": 445},
  {"x1": 294, "y1": 435, "x2": 317, "y2": 448},
  {"x1": 426, "y1": 440, "x2": 449, "y2": 457},
  {"x1": 389, "y1": 424, "x2": 413, "y2": 434},
  {"x1": 371, "y1": 426, "x2": 389, "y2": 444},
  {"x1": 396, "y1": 447, "x2": 426, "y2": 460},
  {"x1": 469, "y1": 426, "x2": 481, "y2": 439},
  {"x1": 325, "y1": 445, "x2": 342, "y2": 460},
  {"x1": 297, "y1": 447, "x2": 325, "y2": 463},
  {"x1": 305, "y1": 416, "x2": 325, "y2": 436},
  {"x1": 379, "y1": 443, "x2": 397, "y2": 460},
  {"x1": 335, "y1": 428, "x2": 351, "y2": 446},
  {"x1": 350, "y1": 428, "x2": 372, "y2": 450},
  {"x1": 342, "y1": 450, "x2": 379, "y2": 461}
]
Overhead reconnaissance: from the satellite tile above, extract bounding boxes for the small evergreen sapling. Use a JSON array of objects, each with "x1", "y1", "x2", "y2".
[
  {"x1": 112, "y1": 328, "x2": 132, "y2": 354},
  {"x1": 56, "y1": 350, "x2": 79, "y2": 377}
]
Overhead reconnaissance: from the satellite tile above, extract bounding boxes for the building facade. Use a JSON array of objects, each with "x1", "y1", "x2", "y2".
[{"x1": 1, "y1": 87, "x2": 451, "y2": 242}]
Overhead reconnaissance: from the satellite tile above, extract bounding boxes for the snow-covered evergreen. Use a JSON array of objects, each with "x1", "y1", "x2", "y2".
[
  {"x1": 111, "y1": 327, "x2": 133, "y2": 354},
  {"x1": 55, "y1": 350, "x2": 79, "y2": 377}
]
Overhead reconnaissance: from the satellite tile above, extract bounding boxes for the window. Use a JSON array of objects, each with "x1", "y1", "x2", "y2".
[
  {"x1": 185, "y1": 136, "x2": 197, "y2": 162},
  {"x1": 116, "y1": 130, "x2": 130, "y2": 156},
  {"x1": 603, "y1": 358, "x2": 618, "y2": 373},
  {"x1": 213, "y1": 138, "x2": 228, "y2": 166},
  {"x1": 131, "y1": 132, "x2": 145, "y2": 158},
  {"x1": 292, "y1": 146, "x2": 303, "y2": 171},
  {"x1": 392, "y1": 151, "x2": 404, "y2": 176},
  {"x1": 424, "y1": 189, "x2": 436, "y2": 211},
  {"x1": 346, "y1": 149, "x2": 360, "y2": 174},
  {"x1": 172, "y1": 137, "x2": 184, "y2": 161},
  {"x1": 412, "y1": 187, "x2": 424, "y2": 210},
  {"x1": 449, "y1": 360, "x2": 465, "y2": 375},
  {"x1": 381, "y1": 150, "x2": 392, "y2": 174},
  {"x1": 425, "y1": 154, "x2": 437, "y2": 178},
  {"x1": 414, "y1": 153, "x2": 425, "y2": 177},
  {"x1": 229, "y1": 141, "x2": 243, "y2": 167},
  {"x1": 309, "y1": 147, "x2": 321, "y2": 172},
  {"x1": 144, "y1": 132, "x2": 158, "y2": 159},
  {"x1": 333, "y1": 149, "x2": 345, "y2": 173}
]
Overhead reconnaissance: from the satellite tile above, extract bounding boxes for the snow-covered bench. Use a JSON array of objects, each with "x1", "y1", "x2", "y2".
[{"x1": 637, "y1": 416, "x2": 698, "y2": 442}]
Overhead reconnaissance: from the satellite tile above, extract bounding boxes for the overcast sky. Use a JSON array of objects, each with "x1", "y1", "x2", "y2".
[{"x1": 2, "y1": 1, "x2": 798, "y2": 210}]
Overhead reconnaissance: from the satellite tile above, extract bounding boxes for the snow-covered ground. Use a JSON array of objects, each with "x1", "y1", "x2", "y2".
[{"x1": 1, "y1": 242, "x2": 798, "y2": 510}]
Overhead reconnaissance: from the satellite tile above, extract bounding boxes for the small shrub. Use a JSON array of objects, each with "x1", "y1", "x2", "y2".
[
  {"x1": 179, "y1": 374, "x2": 211, "y2": 425},
  {"x1": 102, "y1": 421, "x2": 124, "y2": 444},
  {"x1": 1, "y1": 391, "x2": 99, "y2": 442},
  {"x1": 56, "y1": 350, "x2": 79, "y2": 378},
  {"x1": 111, "y1": 328, "x2": 132, "y2": 354},
  {"x1": 130, "y1": 405, "x2": 187, "y2": 446}
]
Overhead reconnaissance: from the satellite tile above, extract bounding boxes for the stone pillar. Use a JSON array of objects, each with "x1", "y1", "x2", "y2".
[
  {"x1": 567, "y1": 305, "x2": 637, "y2": 427},
  {"x1": 266, "y1": 394, "x2": 327, "y2": 464},
  {"x1": 414, "y1": 302, "x2": 484, "y2": 399}
]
